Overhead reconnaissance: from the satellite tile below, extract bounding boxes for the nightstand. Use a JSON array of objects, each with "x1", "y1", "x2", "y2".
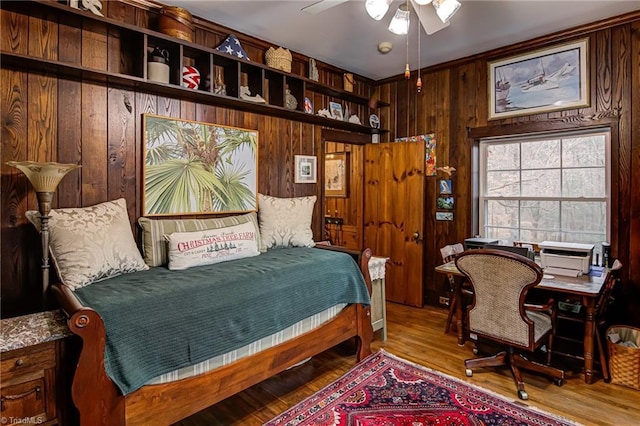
[{"x1": 1, "y1": 311, "x2": 72, "y2": 426}]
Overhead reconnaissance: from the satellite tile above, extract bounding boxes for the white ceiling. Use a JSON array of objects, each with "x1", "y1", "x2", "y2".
[{"x1": 165, "y1": 1, "x2": 640, "y2": 81}]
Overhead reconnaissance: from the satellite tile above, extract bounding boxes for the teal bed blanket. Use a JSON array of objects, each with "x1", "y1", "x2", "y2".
[{"x1": 73, "y1": 247, "x2": 370, "y2": 395}]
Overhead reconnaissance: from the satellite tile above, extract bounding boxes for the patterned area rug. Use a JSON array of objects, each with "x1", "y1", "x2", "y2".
[{"x1": 265, "y1": 350, "x2": 579, "y2": 426}]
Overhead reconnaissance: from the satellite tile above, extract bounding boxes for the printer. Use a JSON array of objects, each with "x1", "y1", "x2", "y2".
[{"x1": 539, "y1": 241, "x2": 594, "y2": 276}]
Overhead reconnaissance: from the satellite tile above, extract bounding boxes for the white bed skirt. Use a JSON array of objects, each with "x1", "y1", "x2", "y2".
[{"x1": 147, "y1": 303, "x2": 347, "y2": 384}]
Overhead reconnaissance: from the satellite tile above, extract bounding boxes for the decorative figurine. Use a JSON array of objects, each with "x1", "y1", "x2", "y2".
[
  {"x1": 70, "y1": 0, "x2": 104, "y2": 17},
  {"x1": 239, "y1": 86, "x2": 266, "y2": 103},
  {"x1": 182, "y1": 66, "x2": 200, "y2": 89},
  {"x1": 348, "y1": 115, "x2": 362, "y2": 125},
  {"x1": 309, "y1": 58, "x2": 319, "y2": 81},
  {"x1": 317, "y1": 108, "x2": 331, "y2": 118},
  {"x1": 285, "y1": 89, "x2": 298, "y2": 110},
  {"x1": 147, "y1": 47, "x2": 170, "y2": 84}
]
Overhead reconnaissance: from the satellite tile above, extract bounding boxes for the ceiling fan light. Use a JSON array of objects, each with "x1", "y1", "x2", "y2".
[
  {"x1": 365, "y1": 0, "x2": 392, "y2": 21},
  {"x1": 414, "y1": 0, "x2": 433, "y2": 5},
  {"x1": 388, "y1": 4, "x2": 410, "y2": 35},
  {"x1": 433, "y1": 0, "x2": 461, "y2": 23}
]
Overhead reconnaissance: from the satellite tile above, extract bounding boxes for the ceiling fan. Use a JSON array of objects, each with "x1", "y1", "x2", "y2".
[{"x1": 301, "y1": 0, "x2": 460, "y2": 36}]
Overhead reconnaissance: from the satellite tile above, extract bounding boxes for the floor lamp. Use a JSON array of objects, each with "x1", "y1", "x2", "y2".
[{"x1": 6, "y1": 161, "x2": 81, "y2": 306}]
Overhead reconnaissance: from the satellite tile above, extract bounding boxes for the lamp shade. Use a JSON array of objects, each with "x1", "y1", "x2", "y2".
[
  {"x1": 433, "y1": 0, "x2": 461, "y2": 23},
  {"x1": 365, "y1": 0, "x2": 392, "y2": 21},
  {"x1": 6, "y1": 161, "x2": 81, "y2": 192},
  {"x1": 388, "y1": 3, "x2": 410, "y2": 35}
]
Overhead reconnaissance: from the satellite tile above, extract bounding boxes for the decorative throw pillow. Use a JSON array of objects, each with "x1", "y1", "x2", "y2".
[
  {"x1": 257, "y1": 193, "x2": 316, "y2": 249},
  {"x1": 138, "y1": 212, "x2": 264, "y2": 267},
  {"x1": 165, "y1": 221, "x2": 260, "y2": 270},
  {"x1": 25, "y1": 198, "x2": 148, "y2": 290}
]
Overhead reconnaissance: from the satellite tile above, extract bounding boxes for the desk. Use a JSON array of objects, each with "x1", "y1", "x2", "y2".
[
  {"x1": 435, "y1": 261, "x2": 607, "y2": 384},
  {"x1": 537, "y1": 270, "x2": 606, "y2": 384}
]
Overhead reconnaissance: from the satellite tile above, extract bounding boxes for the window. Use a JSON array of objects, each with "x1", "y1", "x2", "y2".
[{"x1": 479, "y1": 128, "x2": 610, "y2": 254}]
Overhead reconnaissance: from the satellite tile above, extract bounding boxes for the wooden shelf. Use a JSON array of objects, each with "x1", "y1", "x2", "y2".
[{"x1": 2, "y1": 0, "x2": 388, "y2": 136}]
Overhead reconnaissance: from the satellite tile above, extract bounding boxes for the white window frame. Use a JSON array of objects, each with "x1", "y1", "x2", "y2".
[{"x1": 478, "y1": 128, "x2": 611, "y2": 247}]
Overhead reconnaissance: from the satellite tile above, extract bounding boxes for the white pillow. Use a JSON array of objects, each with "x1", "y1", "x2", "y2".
[
  {"x1": 257, "y1": 193, "x2": 316, "y2": 249},
  {"x1": 165, "y1": 221, "x2": 260, "y2": 270},
  {"x1": 26, "y1": 198, "x2": 148, "y2": 290}
]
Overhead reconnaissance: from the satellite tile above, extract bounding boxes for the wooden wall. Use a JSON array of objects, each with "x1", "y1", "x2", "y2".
[
  {"x1": 324, "y1": 142, "x2": 364, "y2": 250},
  {"x1": 376, "y1": 12, "x2": 640, "y2": 325},
  {"x1": 0, "y1": 0, "x2": 376, "y2": 318}
]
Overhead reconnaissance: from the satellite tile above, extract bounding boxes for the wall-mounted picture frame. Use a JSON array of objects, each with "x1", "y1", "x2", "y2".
[
  {"x1": 329, "y1": 101, "x2": 343, "y2": 121},
  {"x1": 439, "y1": 179, "x2": 452, "y2": 195},
  {"x1": 488, "y1": 38, "x2": 589, "y2": 120},
  {"x1": 294, "y1": 155, "x2": 317, "y2": 183},
  {"x1": 436, "y1": 212, "x2": 454, "y2": 221},
  {"x1": 325, "y1": 152, "x2": 349, "y2": 197},
  {"x1": 437, "y1": 196, "x2": 454, "y2": 210},
  {"x1": 143, "y1": 114, "x2": 258, "y2": 216}
]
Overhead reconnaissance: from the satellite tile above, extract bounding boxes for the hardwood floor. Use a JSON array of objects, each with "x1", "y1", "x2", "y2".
[{"x1": 175, "y1": 302, "x2": 639, "y2": 425}]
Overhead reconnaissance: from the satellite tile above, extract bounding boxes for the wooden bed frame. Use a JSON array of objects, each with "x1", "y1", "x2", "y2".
[{"x1": 52, "y1": 245, "x2": 373, "y2": 425}]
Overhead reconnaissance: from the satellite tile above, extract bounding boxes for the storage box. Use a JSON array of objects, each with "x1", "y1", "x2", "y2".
[{"x1": 158, "y1": 6, "x2": 194, "y2": 42}]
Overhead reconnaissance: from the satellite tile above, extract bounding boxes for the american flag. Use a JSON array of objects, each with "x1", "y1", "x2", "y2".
[{"x1": 215, "y1": 34, "x2": 250, "y2": 61}]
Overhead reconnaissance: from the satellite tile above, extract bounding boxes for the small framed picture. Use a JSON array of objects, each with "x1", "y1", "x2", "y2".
[
  {"x1": 436, "y1": 212, "x2": 454, "y2": 221},
  {"x1": 437, "y1": 196, "x2": 454, "y2": 210},
  {"x1": 439, "y1": 179, "x2": 452, "y2": 195},
  {"x1": 325, "y1": 152, "x2": 349, "y2": 197},
  {"x1": 329, "y1": 101, "x2": 343, "y2": 120},
  {"x1": 304, "y1": 97, "x2": 313, "y2": 114},
  {"x1": 294, "y1": 155, "x2": 317, "y2": 183}
]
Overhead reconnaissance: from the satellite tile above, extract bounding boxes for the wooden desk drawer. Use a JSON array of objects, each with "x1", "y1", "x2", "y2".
[
  {"x1": 0, "y1": 378, "x2": 48, "y2": 424},
  {"x1": 0, "y1": 342, "x2": 58, "y2": 425},
  {"x1": 1, "y1": 342, "x2": 55, "y2": 377}
]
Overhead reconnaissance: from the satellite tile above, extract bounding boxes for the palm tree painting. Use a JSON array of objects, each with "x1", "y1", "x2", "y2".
[{"x1": 143, "y1": 114, "x2": 258, "y2": 215}]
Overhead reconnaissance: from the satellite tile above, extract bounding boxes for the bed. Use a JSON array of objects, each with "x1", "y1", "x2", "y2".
[{"x1": 48, "y1": 198, "x2": 373, "y2": 425}]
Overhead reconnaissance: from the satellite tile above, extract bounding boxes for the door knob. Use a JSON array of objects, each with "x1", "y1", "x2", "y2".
[{"x1": 412, "y1": 231, "x2": 423, "y2": 244}]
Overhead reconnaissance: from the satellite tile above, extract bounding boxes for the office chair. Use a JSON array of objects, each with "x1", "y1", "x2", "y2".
[{"x1": 455, "y1": 249, "x2": 565, "y2": 400}]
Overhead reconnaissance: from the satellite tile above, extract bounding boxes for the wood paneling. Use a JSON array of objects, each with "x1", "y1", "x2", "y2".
[
  {"x1": 0, "y1": 2, "x2": 377, "y2": 317},
  {"x1": 627, "y1": 20, "x2": 640, "y2": 318},
  {"x1": 377, "y1": 13, "x2": 640, "y2": 324}
]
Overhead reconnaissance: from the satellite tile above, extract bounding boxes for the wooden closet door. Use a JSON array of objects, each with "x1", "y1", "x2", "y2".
[{"x1": 364, "y1": 142, "x2": 425, "y2": 307}]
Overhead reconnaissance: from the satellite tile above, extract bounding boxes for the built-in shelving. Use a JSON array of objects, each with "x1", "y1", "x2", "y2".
[{"x1": 1, "y1": 0, "x2": 389, "y2": 135}]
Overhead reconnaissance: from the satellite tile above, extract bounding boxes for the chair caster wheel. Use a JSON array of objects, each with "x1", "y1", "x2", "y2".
[
  {"x1": 465, "y1": 368, "x2": 473, "y2": 377},
  {"x1": 518, "y1": 390, "x2": 528, "y2": 400},
  {"x1": 554, "y1": 378, "x2": 564, "y2": 386}
]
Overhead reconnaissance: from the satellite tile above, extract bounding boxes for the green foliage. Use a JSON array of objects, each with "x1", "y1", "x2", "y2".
[{"x1": 143, "y1": 116, "x2": 257, "y2": 214}]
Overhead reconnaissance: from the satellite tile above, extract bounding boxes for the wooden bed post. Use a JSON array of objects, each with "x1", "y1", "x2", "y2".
[
  {"x1": 356, "y1": 247, "x2": 373, "y2": 360},
  {"x1": 52, "y1": 285, "x2": 125, "y2": 426}
]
